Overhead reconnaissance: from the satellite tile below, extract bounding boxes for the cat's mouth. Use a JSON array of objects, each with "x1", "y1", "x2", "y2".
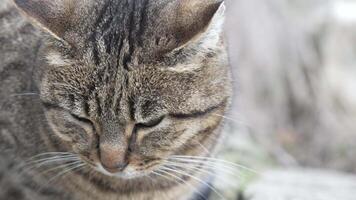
[
  {"x1": 78, "y1": 151, "x2": 163, "y2": 180},
  {"x1": 93, "y1": 162, "x2": 160, "y2": 180}
]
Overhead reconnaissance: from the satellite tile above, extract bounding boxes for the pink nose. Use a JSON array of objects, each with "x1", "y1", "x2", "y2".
[{"x1": 100, "y1": 144, "x2": 128, "y2": 173}]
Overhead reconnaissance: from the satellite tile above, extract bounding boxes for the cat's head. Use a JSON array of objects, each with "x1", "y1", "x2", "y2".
[{"x1": 15, "y1": 0, "x2": 231, "y2": 179}]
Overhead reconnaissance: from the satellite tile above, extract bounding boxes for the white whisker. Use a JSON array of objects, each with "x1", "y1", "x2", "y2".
[
  {"x1": 154, "y1": 169, "x2": 206, "y2": 199},
  {"x1": 163, "y1": 160, "x2": 241, "y2": 184},
  {"x1": 196, "y1": 141, "x2": 210, "y2": 154},
  {"x1": 37, "y1": 163, "x2": 86, "y2": 193},
  {"x1": 161, "y1": 166, "x2": 226, "y2": 200},
  {"x1": 10, "y1": 93, "x2": 39, "y2": 97},
  {"x1": 169, "y1": 156, "x2": 258, "y2": 174},
  {"x1": 28, "y1": 152, "x2": 75, "y2": 160},
  {"x1": 39, "y1": 160, "x2": 83, "y2": 176},
  {"x1": 28, "y1": 157, "x2": 80, "y2": 171},
  {"x1": 18, "y1": 154, "x2": 79, "y2": 172},
  {"x1": 151, "y1": 171, "x2": 180, "y2": 184},
  {"x1": 213, "y1": 113, "x2": 249, "y2": 126},
  {"x1": 168, "y1": 157, "x2": 243, "y2": 176},
  {"x1": 27, "y1": 155, "x2": 78, "y2": 165},
  {"x1": 47, "y1": 163, "x2": 86, "y2": 184}
]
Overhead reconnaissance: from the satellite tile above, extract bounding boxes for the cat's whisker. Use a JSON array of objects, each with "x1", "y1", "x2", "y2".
[
  {"x1": 175, "y1": 139, "x2": 210, "y2": 155},
  {"x1": 10, "y1": 92, "x2": 39, "y2": 97},
  {"x1": 167, "y1": 157, "x2": 245, "y2": 176},
  {"x1": 161, "y1": 166, "x2": 226, "y2": 200},
  {"x1": 26, "y1": 155, "x2": 78, "y2": 164},
  {"x1": 38, "y1": 160, "x2": 83, "y2": 176},
  {"x1": 28, "y1": 152, "x2": 76, "y2": 160},
  {"x1": 31, "y1": 151, "x2": 75, "y2": 156},
  {"x1": 163, "y1": 160, "x2": 242, "y2": 181},
  {"x1": 47, "y1": 163, "x2": 86, "y2": 184},
  {"x1": 213, "y1": 113, "x2": 249, "y2": 127},
  {"x1": 195, "y1": 141, "x2": 210, "y2": 154},
  {"x1": 37, "y1": 163, "x2": 86, "y2": 193},
  {"x1": 151, "y1": 171, "x2": 181, "y2": 185},
  {"x1": 154, "y1": 169, "x2": 206, "y2": 199},
  {"x1": 164, "y1": 161, "x2": 213, "y2": 174},
  {"x1": 17, "y1": 154, "x2": 79, "y2": 172},
  {"x1": 24, "y1": 153, "x2": 78, "y2": 165},
  {"x1": 169, "y1": 156, "x2": 258, "y2": 174},
  {"x1": 26, "y1": 157, "x2": 80, "y2": 172},
  {"x1": 162, "y1": 161, "x2": 237, "y2": 187}
]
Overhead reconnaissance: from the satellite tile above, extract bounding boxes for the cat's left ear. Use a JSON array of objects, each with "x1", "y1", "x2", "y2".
[
  {"x1": 13, "y1": 0, "x2": 82, "y2": 41},
  {"x1": 177, "y1": 0, "x2": 225, "y2": 42},
  {"x1": 156, "y1": 0, "x2": 225, "y2": 51}
]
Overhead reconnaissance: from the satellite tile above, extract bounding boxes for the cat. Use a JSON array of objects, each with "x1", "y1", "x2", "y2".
[{"x1": 0, "y1": 0, "x2": 232, "y2": 199}]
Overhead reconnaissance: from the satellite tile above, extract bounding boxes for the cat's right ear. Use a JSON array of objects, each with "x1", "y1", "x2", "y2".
[{"x1": 13, "y1": 0, "x2": 77, "y2": 41}]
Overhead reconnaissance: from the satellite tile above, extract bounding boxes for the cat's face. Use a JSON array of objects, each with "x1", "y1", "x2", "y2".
[{"x1": 15, "y1": 0, "x2": 231, "y2": 179}]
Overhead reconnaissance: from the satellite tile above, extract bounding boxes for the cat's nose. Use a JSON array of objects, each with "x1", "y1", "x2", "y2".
[
  {"x1": 103, "y1": 161, "x2": 129, "y2": 173},
  {"x1": 100, "y1": 143, "x2": 129, "y2": 173}
]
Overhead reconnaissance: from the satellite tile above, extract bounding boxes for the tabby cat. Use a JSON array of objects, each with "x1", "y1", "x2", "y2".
[{"x1": 0, "y1": 0, "x2": 232, "y2": 199}]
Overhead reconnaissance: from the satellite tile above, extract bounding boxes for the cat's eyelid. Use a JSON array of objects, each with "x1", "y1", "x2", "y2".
[
  {"x1": 170, "y1": 100, "x2": 228, "y2": 119},
  {"x1": 136, "y1": 115, "x2": 166, "y2": 128},
  {"x1": 42, "y1": 101, "x2": 94, "y2": 125},
  {"x1": 42, "y1": 101, "x2": 61, "y2": 110},
  {"x1": 69, "y1": 113, "x2": 93, "y2": 125}
]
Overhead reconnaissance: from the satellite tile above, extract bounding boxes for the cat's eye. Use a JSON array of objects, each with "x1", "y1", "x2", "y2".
[
  {"x1": 136, "y1": 116, "x2": 165, "y2": 128},
  {"x1": 70, "y1": 113, "x2": 93, "y2": 125}
]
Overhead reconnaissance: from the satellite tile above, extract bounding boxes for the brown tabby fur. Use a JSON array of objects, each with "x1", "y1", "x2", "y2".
[{"x1": 0, "y1": 0, "x2": 232, "y2": 199}]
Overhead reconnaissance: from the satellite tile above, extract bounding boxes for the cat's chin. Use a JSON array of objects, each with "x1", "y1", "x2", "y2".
[{"x1": 95, "y1": 163, "x2": 151, "y2": 180}]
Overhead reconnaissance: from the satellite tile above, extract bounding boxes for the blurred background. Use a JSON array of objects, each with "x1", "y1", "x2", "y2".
[{"x1": 217, "y1": 0, "x2": 356, "y2": 199}]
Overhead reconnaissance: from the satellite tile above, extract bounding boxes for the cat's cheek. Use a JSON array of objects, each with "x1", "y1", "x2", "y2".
[
  {"x1": 49, "y1": 123, "x2": 72, "y2": 142},
  {"x1": 45, "y1": 111, "x2": 73, "y2": 142},
  {"x1": 45, "y1": 111, "x2": 94, "y2": 145},
  {"x1": 72, "y1": 130, "x2": 98, "y2": 155}
]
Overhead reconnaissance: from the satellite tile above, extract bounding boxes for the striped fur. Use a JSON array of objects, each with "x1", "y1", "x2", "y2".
[{"x1": 0, "y1": 0, "x2": 232, "y2": 199}]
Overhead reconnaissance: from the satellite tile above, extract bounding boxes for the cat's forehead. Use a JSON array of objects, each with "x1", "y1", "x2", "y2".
[{"x1": 43, "y1": 57, "x2": 228, "y2": 117}]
